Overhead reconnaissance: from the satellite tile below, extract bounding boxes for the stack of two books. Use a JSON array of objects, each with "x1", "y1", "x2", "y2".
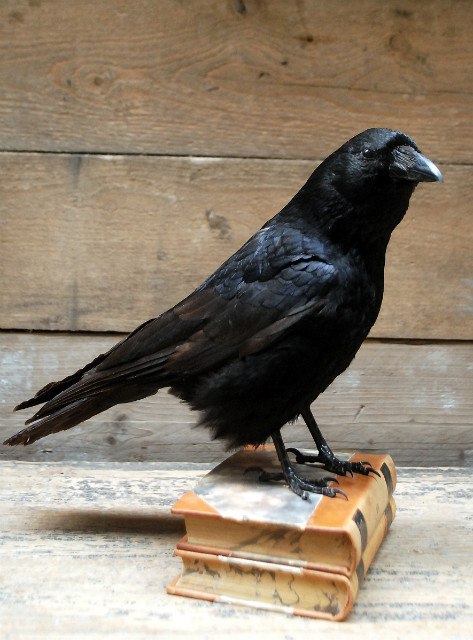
[{"x1": 167, "y1": 446, "x2": 396, "y2": 621}]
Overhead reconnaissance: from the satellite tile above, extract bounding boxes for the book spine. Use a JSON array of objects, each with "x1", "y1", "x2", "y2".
[
  {"x1": 330, "y1": 454, "x2": 396, "y2": 573},
  {"x1": 352, "y1": 496, "x2": 396, "y2": 591},
  {"x1": 168, "y1": 548, "x2": 354, "y2": 621},
  {"x1": 182, "y1": 516, "x2": 355, "y2": 574}
]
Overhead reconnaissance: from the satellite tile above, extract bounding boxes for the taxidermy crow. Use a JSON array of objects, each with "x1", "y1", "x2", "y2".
[{"x1": 4, "y1": 128, "x2": 442, "y2": 499}]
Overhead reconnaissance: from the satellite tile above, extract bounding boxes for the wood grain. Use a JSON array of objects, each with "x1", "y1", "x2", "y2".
[
  {"x1": 1, "y1": 332, "x2": 472, "y2": 466},
  {"x1": 1, "y1": 153, "x2": 469, "y2": 338},
  {"x1": 0, "y1": 460, "x2": 472, "y2": 637},
  {"x1": 0, "y1": 0, "x2": 471, "y2": 161}
]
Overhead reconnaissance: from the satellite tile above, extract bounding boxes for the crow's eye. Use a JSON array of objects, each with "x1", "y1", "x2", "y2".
[{"x1": 361, "y1": 147, "x2": 376, "y2": 159}]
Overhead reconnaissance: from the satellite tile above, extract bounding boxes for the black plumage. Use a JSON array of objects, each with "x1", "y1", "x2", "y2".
[{"x1": 4, "y1": 128, "x2": 442, "y2": 499}]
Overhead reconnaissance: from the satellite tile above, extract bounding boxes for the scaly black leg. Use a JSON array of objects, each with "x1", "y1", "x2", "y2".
[
  {"x1": 246, "y1": 429, "x2": 347, "y2": 500},
  {"x1": 286, "y1": 406, "x2": 380, "y2": 478}
]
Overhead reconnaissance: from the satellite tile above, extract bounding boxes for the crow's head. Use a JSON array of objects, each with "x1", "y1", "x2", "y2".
[
  {"x1": 311, "y1": 128, "x2": 443, "y2": 242},
  {"x1": 327, "y1": 128, "x2": 442, "y2": 195}
]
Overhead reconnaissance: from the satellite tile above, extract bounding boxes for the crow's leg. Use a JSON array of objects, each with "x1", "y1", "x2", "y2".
[
  {"x1": 286, "y1": 406, "x2": 379, "y2": 478},
  {"x1": 246, "y1": 429, "x2": 346, "y2": 500}
]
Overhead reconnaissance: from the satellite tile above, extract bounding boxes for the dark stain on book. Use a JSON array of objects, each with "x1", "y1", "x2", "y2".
[
  {"x1": 385, "y1": 501, "x2": 394, "y2": 528},
  {"x1": 381, "y1": 462, "x2": 393, "y2": 497},
  {"x1": 353, "y1": 509, "x2": 368, "y2": 552},
  {"x1": 356, "y1": 558, "x2": 365, "y2": 586}
]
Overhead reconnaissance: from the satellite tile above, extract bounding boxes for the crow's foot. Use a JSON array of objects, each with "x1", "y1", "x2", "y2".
[
  {"x1": 286, "y1": 447, "x2": 380, "y2": 479},
  {"x1": 244, "y1": 466, "x2": 347, "y2": 501}
]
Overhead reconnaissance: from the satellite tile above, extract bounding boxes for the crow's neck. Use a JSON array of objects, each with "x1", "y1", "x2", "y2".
[{"x1": 285, "y1": 180, "x2": 411, "y2": 259}]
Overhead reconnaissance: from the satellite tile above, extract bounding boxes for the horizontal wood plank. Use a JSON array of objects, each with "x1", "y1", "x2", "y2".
[
  {"x1": 1, "y1": 153, "x2": 470, "y2": 339},
  {"x1": 1, "y1": 460, "x2": 472, "y2": 637},
  {"x1": 1, "y1": 332, "x2": 472, "y2": 467},
  {"x1": 0, "y1": 0, "x2": 471, "y2": 161}
]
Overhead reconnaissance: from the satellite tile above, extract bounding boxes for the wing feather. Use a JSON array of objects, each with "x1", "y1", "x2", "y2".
[{"x1": 14, "y1": 224, "x2": 337, "y2": 424}]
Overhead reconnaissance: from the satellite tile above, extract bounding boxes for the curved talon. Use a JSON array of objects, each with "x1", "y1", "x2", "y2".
[
  {"x1": 346, "y1": 461, "x2": 380, "y2": 477},
  {"x1": 286, "y1": 447, "x2": 317, "y2": 464},
  {"x1": 321, "y1": 486, "x2": 348, "y2": 499},
  {"x1": 350, "y1": 462, "x2": 381, "y2": 478},
  {"x1": 367, "y1": 468, "x2": 380, "y2": 477}
]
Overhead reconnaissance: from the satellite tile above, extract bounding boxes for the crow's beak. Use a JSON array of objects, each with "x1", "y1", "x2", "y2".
[{"x1": 390, "y1": 145, "x2": 443, "y2": 183}]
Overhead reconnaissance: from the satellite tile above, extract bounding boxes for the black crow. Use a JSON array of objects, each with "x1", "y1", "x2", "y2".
[{"x1": 4, "y1": 128, "x2": 442, "y2": 499}]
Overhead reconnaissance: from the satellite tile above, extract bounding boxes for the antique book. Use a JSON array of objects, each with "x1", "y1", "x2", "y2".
[
  {"x1": 171, "y1": 447, "x2": 396, "y2": 576},
  {"x1": 168, "y1": 497, "x2": 395, "y2": 621}
]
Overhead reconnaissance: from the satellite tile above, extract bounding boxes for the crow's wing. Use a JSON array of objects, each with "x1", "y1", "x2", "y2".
[
  {"x1": 14, "y1": 223, "x2": 337, "y2": 424},
  {"x1": 99, "y1": 223, "x2": 337, "y2": 376}
]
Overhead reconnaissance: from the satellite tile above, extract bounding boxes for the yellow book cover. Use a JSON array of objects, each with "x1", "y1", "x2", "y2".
[
  {"x1": 168, "y1": 497, "x2": 395, "y2": 622},
  {"x1": 171, "y1": 447, "x2": 396, "y2": 577}
]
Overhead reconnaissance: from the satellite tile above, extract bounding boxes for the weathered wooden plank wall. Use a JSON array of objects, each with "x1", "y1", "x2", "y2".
[
  {"x1": 1, "y1": 333, "x2": 471, "y2": 466},
  {"x1": 1, "y1": 0, "x2": 472, "y2": 464},
  {"x1": 1, "y1": 154, "x2": 471, "y2": 338},
  {"x1": 0, "y1": 0, "x2": 472, "y2": 160}
]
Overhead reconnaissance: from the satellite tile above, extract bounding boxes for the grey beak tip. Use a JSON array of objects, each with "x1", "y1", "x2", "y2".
[{"x1": 423, "y1": 155, "x2": 444, "y2": 183}]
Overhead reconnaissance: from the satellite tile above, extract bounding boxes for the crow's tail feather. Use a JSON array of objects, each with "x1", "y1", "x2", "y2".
[
  {"x1": 13, "y1": 352, "x2": 111, "y2": 413},
  {"x1": 3, "y1": 395, "x2": 114, "y2": 446}
]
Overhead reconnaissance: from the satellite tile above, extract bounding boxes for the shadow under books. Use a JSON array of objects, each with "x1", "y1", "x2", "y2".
[{"x1": 35, "y1": 507, "x2": 186, "y2": 537}]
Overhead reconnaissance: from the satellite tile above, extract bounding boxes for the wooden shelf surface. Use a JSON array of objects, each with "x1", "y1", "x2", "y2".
[{"x1": 1, "y1": 460, "x2": 472, "y2": 638}]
